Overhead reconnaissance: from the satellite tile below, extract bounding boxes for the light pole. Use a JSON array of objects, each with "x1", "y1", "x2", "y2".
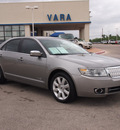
[
  {"x1": 116, "y1": 28, "x2": 118, "y2": 41},
  {"x1": 25, "y1": 6, "x2": 38, "y2": 37},
  {"x1": 107, "y1": 31, "x2": 109, "y2": 42},
  {"x1": 101, "y1": 28, "x2": 103, "y2": 42}
]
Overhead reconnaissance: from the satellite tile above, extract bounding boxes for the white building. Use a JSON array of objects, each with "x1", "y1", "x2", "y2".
[{"x1": 0, "y1": 0, "x2": 91, "y2": 41}]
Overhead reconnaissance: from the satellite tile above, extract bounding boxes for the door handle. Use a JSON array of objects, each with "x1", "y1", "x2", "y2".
[{"x1": 18, "y1": 57, "x2": 23, "y2": 61}]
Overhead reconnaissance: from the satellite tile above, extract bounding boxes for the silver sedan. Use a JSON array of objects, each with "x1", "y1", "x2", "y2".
[{"x1": 0, "y1": 37, "x2": 120, "y2": 103}]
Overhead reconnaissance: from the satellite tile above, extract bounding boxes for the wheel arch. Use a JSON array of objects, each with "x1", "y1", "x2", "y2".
[
  {"x1": 79, "y1": 44, "x2": 83, "y2": 48},
  {"x1": 0, "y1": 65, "x2": 7, "y2": 83},
  {"x1": 0, "y1": 65, "x2": 5, "y2": 77},
  {"x1": 48, "y1": 69, "x2": 76, "y2": 93}
]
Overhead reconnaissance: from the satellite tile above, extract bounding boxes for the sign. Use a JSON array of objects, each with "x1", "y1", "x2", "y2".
[{"x1": 47, "y1": 14, "x2": 71, "y2": 21}]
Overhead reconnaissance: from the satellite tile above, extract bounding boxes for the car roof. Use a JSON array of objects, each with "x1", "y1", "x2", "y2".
[
  {"x1": 0, "y1": 37, "x2": 57, "y2": 48},
  {"x1": 3, "y1": 37, "x2": 60, "y2": 42}
]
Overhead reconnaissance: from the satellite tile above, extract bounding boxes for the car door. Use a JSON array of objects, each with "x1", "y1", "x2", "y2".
[
  {"x1": 0, "y1": 39, "x2": 21, "y2": 78},
  {"x1": 16, "y1": 38, "x2": 47, "y2": 88}
]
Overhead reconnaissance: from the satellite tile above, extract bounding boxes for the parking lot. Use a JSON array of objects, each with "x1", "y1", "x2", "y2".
[
  {"x1": 0, "y1": 44, "x2": 120, "y2": 130},
  {"x1": 93, "y1": 44, "x2": 120, "y2": 58}
]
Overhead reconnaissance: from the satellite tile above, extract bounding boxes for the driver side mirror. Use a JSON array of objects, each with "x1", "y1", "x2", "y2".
[{"x1": 30, "y1": 50, "x2": 42, "y2": 57}]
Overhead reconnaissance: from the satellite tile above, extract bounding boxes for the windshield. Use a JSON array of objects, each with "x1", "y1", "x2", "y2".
[
  {"x1": 59, "y1": 34, "x2": 74, "y2": 40},
  {"x1": 39, "y1": 38, "x2": 88, "y2": 55}
]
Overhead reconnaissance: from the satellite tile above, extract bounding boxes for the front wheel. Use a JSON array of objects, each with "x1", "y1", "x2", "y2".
[{"x1": 50, "y1": 72, "x2": 77, "y2": 103}]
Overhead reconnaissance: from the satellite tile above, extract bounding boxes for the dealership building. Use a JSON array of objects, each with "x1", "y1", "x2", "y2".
[{"x1": 0, "y1": 0, "x2": 91, "y2": 42}]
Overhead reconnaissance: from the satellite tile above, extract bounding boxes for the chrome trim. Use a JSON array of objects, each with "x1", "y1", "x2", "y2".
[{"x1": 106, "y1": 66, "x2": 120, "y2": 78}]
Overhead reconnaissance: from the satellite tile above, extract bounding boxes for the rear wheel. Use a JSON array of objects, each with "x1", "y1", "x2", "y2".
[
  {"x1": 50, "y1": 72, "x2": 76, "y2": 103},
  {"x1": 0, "y1": 67, "x2": 6, "y2": 84}
]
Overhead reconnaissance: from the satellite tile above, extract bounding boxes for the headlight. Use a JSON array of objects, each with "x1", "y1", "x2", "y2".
[{"x1": 79, "y1": 68, "x2": 108, "y2": 77}]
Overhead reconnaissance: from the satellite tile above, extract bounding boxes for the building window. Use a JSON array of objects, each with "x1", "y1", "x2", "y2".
[
  {"x1": 5, "y1": 26, "x2": 12, "y2": 31},
  {"x1": 5, "y1": 32, "x2": 12, "y2": 37},
  {"x1": 20, "y1": 26, "x2": 25, "y2": 31},
  {"x1": 0, "y1": 26, "x2": 3, "y2": 31},
  {"x1": 0, "y1": 25, "x2": 25, "y2": 42},
  {"x1": 0, "y1": 37, "x2": 4, "y2": 40},
  {"x1": 12, "y1": 26, "x2": 19, "y2": 31},
  {"x1": 12, "y1": 31, "x2": 19, "y2": 37},
  {"x1": 0, "y1": 26, "x2": 4, "y2": 41},
  {"x1": 0, "y1": 32, "x2": 4, "y2": 37}
]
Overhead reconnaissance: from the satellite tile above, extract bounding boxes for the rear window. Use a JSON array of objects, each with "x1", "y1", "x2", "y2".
[
  {"x1": 59, "y1": 34, "x2": 74, "y2": 40},
  {"x1": 1, "y1": 39, "x2": 20, "y2": 52}
]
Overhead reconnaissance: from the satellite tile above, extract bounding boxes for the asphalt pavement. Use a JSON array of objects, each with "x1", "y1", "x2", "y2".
[
  {"x1": 93, "y1": 44, "x2": 120, "y2": 59},
  {"x1": 0, "y1": 44, "x2": 120, "y2": 130}
]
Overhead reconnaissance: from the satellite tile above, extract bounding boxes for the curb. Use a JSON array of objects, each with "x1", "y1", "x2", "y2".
[
  {"x1": 87, "y1": 48, "x2": 106, "y2": 54},
  {"x1": 95, "y1": 50, "x2": 105, "y2": 54}
]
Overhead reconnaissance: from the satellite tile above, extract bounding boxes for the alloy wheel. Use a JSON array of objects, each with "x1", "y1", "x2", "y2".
[{"x1": 53, "y1": 76, "x2": 70, "y2": 100}]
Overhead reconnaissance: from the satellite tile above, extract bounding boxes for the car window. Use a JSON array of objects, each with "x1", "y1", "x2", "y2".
[
  {"x1": 20, "y1": 39, "x2": 46, "y2": 57},
  {"x1": 39, "y1": 38, "x2": 88, "y2": 55},
  {"x1": 59, "y1": 34, "x2": 74, "y2": 40},
  {"x1": 1, "y1": 39, "x2": 20, "y2": 52}
]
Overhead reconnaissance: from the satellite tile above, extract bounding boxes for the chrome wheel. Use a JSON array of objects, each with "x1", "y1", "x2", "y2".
[
  {"x1": 51, "y1": 72, "x2": 77, "y2": 103},
  {"x1": 53, "y1": 77, "x2": 70, "y2": 100}
]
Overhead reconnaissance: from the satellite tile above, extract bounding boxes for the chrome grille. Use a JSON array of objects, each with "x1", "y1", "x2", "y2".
[{"x1": 106, "y1": 66, "x2": 120, "y2": 78}]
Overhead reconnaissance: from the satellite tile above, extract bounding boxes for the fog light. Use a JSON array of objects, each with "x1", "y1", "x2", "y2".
[{"x1": 94, "y1": 88, "x2": 105, "y2": 94}]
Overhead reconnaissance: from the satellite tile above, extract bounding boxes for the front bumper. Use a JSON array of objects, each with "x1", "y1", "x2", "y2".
[
  {"x1": 73, "y1": 75, "x2": 120, "y2": 97},
  {"x1": 85, "y1": 45, "x2": 92, "y2": 49}
]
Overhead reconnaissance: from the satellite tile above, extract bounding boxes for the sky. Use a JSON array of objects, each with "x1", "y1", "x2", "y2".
[
  {"x1": 90, "y1": 0, "x2": 120, "y2": 39},
  {"x1": 0, "y1": 0, "x2": 120, "y2": 39}
]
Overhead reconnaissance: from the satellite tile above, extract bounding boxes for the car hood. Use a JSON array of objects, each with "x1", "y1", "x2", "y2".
[{"x1": 58, "y1": 54, "x2": 120, "y2": 68}]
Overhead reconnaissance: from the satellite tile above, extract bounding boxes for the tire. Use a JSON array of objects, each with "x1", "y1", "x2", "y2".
[
  {"x1": 50, "y1": 72, "x2": 77, "y2": 103},
  {"x1": 79, "y1": 44, "x2": 83, "y2": 48},
  {"x1": 87, "y1": 47, "x2": 90, "y2": 49},
  {"x1": 0, "y1": 67, "x2": 6, "y2": 84}
]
